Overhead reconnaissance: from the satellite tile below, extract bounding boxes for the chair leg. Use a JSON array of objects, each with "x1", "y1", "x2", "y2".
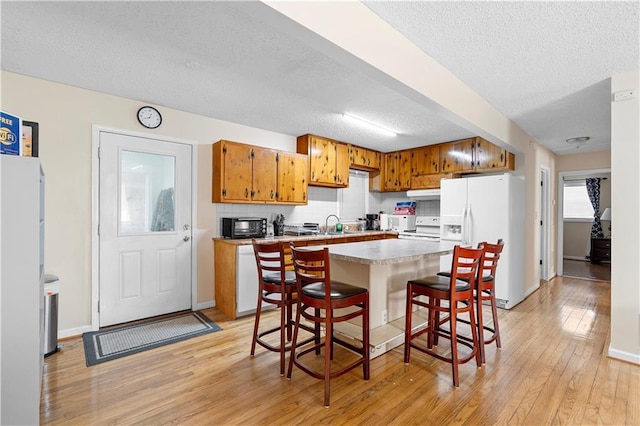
[
  {"x1": 324, "y1": 317, "x2": 332, "y2": 408},
  {"x1": 279, "y1": 297, "x2": 286, "y2": 376},
  {"x1": 250, "y1": 293, "x2": 262, "y2": 357},
  {"x1": 427, "y1": 297, "x2": 437, "y2": 349},
  {"x1": 286, "y1": 303, "x2": 303, "y2": 379},
  {"x1": 286, "y1": 292, "x2": 294, "y2": 342},
  {"x1": 363, "y1": 298, "x2": 370, "y2": 380},
  {"x1": 449, "y1": 302, "x2": 459, "y2": 387},
  {"x1": 490, "y1": 292, "x2": 502, "y2": 349},
  {"x1": 468, "y1": 299, "x2": 482, "y2": 368},
  {"x1": 404, "y1": 285, "x2": 413, "y2": 363},
  {"x1": 476, "y1": 293, "x2": 486, "y2": 364}
]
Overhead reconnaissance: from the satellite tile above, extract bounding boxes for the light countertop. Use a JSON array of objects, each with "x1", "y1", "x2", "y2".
[
  {"x1": 326, "y1": 239, "x2": 457, "y2": 265},
  {"x1": 212, "y1": 231, "x2": 397, "y2": 245}
]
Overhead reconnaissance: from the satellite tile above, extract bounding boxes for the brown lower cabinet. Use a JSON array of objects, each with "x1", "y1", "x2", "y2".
[{"x1": 213, "y1": 232, "x2": 397, "y2": 319}]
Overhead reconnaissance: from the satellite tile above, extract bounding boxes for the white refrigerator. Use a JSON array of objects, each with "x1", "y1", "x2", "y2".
[{"x1": 440, "y1": 173, "x2": 525, "y2": 309}]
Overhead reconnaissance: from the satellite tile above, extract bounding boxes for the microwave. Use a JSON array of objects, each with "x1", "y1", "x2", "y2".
[
  {"x1": 222, "y1": 217, "x2": 267, "y2": 239},
  {"x1": 389, "y1": 215, "x2": 416, "y2": 232}
]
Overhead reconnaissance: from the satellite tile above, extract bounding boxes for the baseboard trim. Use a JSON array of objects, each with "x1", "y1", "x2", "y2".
[
  {"x1": 196, "y1": 300, "x2": 215, "y2": 311},
  {"x1": 59, "y1": 325, "x2": 92, "y2": 339},
  {"x1": 524, "y1": 282, "x2": 540, "y2": 298},
  {"x1": 563, "y1": 256, "x2": 589, "y2": 261},
  {"x1": 608, "y1": 346, "x2": 640, "y2": 365}
]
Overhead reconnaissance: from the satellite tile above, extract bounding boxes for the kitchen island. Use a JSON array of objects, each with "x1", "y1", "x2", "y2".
[{"x1": 327, "y1": 239, "x2": 457, "y2": 359}]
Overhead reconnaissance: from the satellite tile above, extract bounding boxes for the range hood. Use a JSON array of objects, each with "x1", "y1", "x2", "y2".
[{"x1": 406, "y1": 189, "x2": 441, "y2": 200}]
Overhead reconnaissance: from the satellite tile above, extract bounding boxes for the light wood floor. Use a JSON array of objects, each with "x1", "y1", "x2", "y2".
[{"x1": 41, "y1": 276, "x2": 638, "y2": 425}]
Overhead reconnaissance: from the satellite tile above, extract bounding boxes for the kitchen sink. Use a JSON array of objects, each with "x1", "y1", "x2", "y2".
[{"x1": 324, "y1": 231, "x2": 363, "y2": 235}]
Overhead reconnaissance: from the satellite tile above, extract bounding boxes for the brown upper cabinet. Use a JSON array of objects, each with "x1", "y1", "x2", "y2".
[
  {"x1": 441, "y1": 137, "x2": 514, "y2": 173},
  {"x1": 297, "y1": 134, "x2": 349, "y2": 188},
  {"x1": 349, "y1": 145, "x2": 381, "y2": 171},
  {"x1": 379, "y1": 150, "x2": 412, "y2": 191},
  {"x1": 411, "y1": 144, "x2": 441, "y2": 176},
  {"x1": 212, "y1": 140, "x2": 308, "y2": 204}
]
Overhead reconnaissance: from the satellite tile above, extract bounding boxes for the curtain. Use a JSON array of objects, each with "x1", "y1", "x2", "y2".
[
  {"x1": 585, "y1": 178, "x2": 604, "y2": 239},
  {"x1": 151, "y1": 187, "x2": 175, "y2": 231}
]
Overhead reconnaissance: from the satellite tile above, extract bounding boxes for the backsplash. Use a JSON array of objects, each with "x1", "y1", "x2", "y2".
[{"x1": 214, "y1": 186, "x2": 440, "y2": 237}]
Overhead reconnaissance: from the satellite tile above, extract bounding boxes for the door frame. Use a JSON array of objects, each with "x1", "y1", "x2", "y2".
[
  {"x1": 540, "y1": 166, "x2": 550, "y2": 281},
  {"x1": 556, "y1": 167, "x2": 611, "y2": 277},
  {"x1": 91, "y1": 125, "x2": 198, "y2": 330}
]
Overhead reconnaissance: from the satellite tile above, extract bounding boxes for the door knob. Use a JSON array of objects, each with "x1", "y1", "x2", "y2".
[{"x1": 183, "y1": 236, "x2": 191, "y2": 242}]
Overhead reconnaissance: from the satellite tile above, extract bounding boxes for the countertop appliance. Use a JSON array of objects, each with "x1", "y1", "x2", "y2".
[
  {"x1": 284, "y1": 223, "x2": 320, "y2": 236},
  {"x1": 379, "y1": 213, "x2": 391, "y2": 231},
  {"x1": 398, "y1": 216, "x2": 441, "y2": 241},
  {"x1": 222, "y1": 217, "x2": 267, "y2": 239},
  {"x1": 389, "y1": 214, "x2": 416, "y2": 232},
  {"x1": 365, "y1": 214, "x2": 379, "y2": 231},
  {"x1": 440, "y1": 173, "x2": 525, "y2": 309}
]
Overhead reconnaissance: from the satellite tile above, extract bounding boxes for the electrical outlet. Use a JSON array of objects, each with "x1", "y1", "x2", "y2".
[{"x1": 382, "y1": 310, "x2": 388, "y2": 323}]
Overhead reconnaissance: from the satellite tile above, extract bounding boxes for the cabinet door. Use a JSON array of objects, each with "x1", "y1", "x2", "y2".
[
  {"x1": 251, "y1": 148, "x2": 278, "y2": 202},
  {"x1": 335, "y1": 142, "x2": 350, "y2": 187},
  {"x1": 397, "y1": 150, "x2": 412, "y2": 190},
  {"x1": 473, "y1": 137, "x2": 508, "y2": 171},
  {"x1": 364, "y1": 149, "x2": 381, "y2": 170},
  {"x1": 441, "y1": 138, "x2": 474, "y2": 173},
  {"x1": 350, "y1": 145, "x2": 366, "y2": 168},
  {"x1": 383, "y1": 152, "x2": 398, "y2": 191},
  {"x1": 309, "y1": 136, "x2": 336, "y2": 185},
  {"x1": 277, "y1": 152, "x2": 308, "y2": 204},
  {"x1": 221, "y1": 141, "x2": 253, "y2": 201},
  {"x1": 411, "y1": 145, "x2": 440, "y2": 175}
]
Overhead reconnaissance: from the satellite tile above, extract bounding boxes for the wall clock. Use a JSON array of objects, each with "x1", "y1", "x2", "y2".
[{"x1": 136, "y1": 106, "x2": 162, "y2": 129}]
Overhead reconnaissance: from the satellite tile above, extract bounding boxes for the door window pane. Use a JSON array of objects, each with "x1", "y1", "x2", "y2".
[{"x1": 120, "y1": 150, "x2": 176, "y2": 234}]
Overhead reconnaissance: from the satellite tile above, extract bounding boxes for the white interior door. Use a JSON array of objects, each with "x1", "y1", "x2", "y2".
[{"x1": 99, "y1": 131, "x2": 192, "y2": 327}]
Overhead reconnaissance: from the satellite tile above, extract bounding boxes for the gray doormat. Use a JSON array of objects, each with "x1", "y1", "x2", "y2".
[{"x1": 83, "y1": 311, "x2": 221, "y2": 366}]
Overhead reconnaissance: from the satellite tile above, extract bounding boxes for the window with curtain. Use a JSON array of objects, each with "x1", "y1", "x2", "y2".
[{"x1": 563, "y1": 181, "x2": 594, "y2": 220}]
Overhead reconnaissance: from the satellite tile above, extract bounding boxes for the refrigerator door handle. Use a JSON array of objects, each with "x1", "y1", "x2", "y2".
[
  {"x1": 461, "y1": 204, "x2": 469, "y2": 245},
  {"x1": 465, "y1": 204, "x2": 473, "y2": 246}
]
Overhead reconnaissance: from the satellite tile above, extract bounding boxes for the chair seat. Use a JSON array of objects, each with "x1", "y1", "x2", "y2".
[
  {"x1": 302, "y1": 281, "x2": 367, "y2": 299},
  {"x1": 409, "y1": 275, "x2": 471, "y2": 292},
  {"x1": 437, "y1": 271, "x2": 494, "y2": 283},
  {"x1": 263, "y1": 270, "x2": 297, "y2": 285}
]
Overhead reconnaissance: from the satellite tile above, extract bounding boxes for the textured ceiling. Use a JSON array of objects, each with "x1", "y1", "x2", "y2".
[{"x1": 1, "y1": 1, "x2": 638, "y2": 155}]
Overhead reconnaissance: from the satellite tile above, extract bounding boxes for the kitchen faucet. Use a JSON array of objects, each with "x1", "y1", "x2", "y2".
[{"x1": 325, "y1": 214, "x2": 340, "y2": 233}]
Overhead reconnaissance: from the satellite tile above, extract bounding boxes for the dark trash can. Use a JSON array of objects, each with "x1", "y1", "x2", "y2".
[{"x1": 44, "y1": 274, "x2": 60, "y2": 356}]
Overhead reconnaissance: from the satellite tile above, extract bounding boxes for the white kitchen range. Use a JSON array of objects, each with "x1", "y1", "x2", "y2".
[{"x1": 397, "y1": 216, "x2": 441, "y2": 241}]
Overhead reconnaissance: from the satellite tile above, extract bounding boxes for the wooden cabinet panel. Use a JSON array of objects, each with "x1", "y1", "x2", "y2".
[
  {"x1": 335, "y1": 142, "x2": 350, "y2": 186},
  {"x1": 411, "y1": 145, "x2": 440, "y2": 175},
  {"x1": 473, "y1": 137, "x2": 514, "y2": 172},
  {"x1": 213, "y1": 140, "x2": 254, "y2": 202},
  {"x1": 380, "y1": 151, "x2": 411, "y2": 191},
  {"x1": 441, "y1": 138, "x2": 475, "y2": 173},
  {"x1": 297, "y1": 134, "x2": 349, "y2": 188},
  {"x1": 277, "y1": 152, "x2": 308, "y2": 204},
  {"x1": 397, "y1": 150, "x2": 412, "y2": 190},
  {"x1": 212, "y1": 140, "x2": 307, "y2": 205},
  {"x1": 251, "y1": 148, "x2": 277, "y2": 202},
  {"x1": 350, "y1": 145, "x2": 381, "y2": 171}
]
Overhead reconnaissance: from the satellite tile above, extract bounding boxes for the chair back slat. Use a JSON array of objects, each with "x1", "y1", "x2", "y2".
[
  {"x1": 290, "y1": 244, "x2": 331, "y2": 303},
  {"x1": 252, "y1": 239, "x2": 287, "y2": 281},
  {"x1": 450, "y1": 245, "x2": 484, "y2": 293}
]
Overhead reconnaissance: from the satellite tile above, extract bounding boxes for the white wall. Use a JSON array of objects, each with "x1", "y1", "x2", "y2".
[
  {"x1": 2, "y1": 71, "x2": 298, "y2": 335},
  {"x1": 609, "y1": 70, "x2": 640, "y2": 364}
]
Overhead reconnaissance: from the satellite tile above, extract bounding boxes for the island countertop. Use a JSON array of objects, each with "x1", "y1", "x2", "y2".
[{"x1": 326, "y1": 239, "x2": 457, "y2": 265}]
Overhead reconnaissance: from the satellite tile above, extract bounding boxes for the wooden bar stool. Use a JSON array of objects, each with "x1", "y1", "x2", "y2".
[
  {"x1": 287, "y1": 244, "x2": 370, "y2": 407},
  {"x1": 404, "y1": 245, "x2": 483, "y2": 387},
  {"x1": 250, "y1": 239, "x2": 314, "y2": 376},
  {"x1": 474, "y1": 240, "x2": 504, "y2": 363},
  {"x1": 438, "y1": 239, "x2": 504, "y2": 363}
]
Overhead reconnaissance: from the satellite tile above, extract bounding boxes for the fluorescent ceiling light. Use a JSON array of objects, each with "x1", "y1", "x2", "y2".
[{"x1": 342, "y1": 113, "x2": 397, "y2": 136}]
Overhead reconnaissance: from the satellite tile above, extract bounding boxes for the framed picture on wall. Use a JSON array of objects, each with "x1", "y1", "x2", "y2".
[{"x1": 21, "y1": 121, "x2": 39, "y2": 157}]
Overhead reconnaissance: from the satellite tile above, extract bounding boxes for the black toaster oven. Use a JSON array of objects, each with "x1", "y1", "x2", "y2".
[{"x1": 222, "y1": 217, "x2": 267, "y2": 239}]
